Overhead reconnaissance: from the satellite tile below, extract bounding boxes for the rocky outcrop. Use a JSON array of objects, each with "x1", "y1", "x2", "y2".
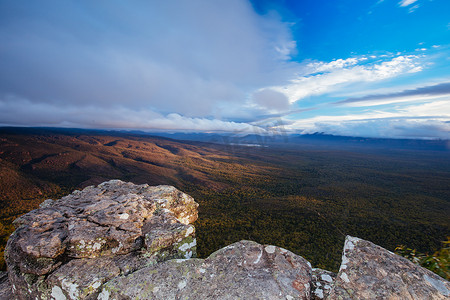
[
  {"x1": 3, "y1": 180, "x2": 449, "y2": 299},
  {"x1": 100, "y1": 240, "x2": 312, "y2": 299},
  {"x1": 5, "y1": 180, "x2": 198, "y2": 299},
  {"x1": 328, "y1": 236, "x2": 450, "y2": 299}
]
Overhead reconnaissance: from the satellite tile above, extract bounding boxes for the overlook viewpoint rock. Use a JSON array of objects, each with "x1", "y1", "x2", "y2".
[{"x1": 2, "y1": 180, "x2": 449, "y2": 299}]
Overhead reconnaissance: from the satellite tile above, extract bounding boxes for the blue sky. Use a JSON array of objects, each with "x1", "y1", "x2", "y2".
[{"x1": 0, "y1": 0, "x2": 449, "y2": 139}]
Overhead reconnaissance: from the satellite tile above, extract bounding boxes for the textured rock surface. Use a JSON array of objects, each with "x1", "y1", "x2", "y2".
[
  {"x1": 0, "y1": 271, "x2": 13, "y2": 299},
  {"x1": 311, "y1": 268, "x2": 336, "y2": 299},
  {"x1": 5, "y1": 180, "x2": 198, "y2": 299},
  {"x1": 100, "y1": 240, "x2": 313, "y2": 299},
  {"x1": 328, "y1": 235, "x2": 450, "y2": 300}
]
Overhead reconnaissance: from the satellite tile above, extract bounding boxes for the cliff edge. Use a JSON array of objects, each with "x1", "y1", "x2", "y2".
[{"x1": 1, "y1": 180, "x2": 449, "y2": 299}]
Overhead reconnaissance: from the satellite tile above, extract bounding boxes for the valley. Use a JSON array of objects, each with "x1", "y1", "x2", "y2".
[{"x1": 0, "y1": 127, "x2": 449, "y2": 272}]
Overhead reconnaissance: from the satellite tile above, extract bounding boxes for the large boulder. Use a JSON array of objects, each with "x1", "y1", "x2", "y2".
[
  {"x1": 328, "y1": 236, "x2": 450, "y2": 300},
  {"x1": 5, "y1": 180, "x2": 198, "y2": 299},
  {"x1": 99, "y1": 240, "x2": 313, "y2": 299}
]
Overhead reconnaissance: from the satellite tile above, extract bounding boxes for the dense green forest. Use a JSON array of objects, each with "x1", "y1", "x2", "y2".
[
  {"x1": 189, "y1": 146, "x2": 450, "y2": 271},
  {"x1": 0, "y1": 128, "x2": 449, "y2": 274}
]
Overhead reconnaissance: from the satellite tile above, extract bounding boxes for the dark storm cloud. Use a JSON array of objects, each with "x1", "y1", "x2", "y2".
[{"x1": 0, "y1": 0, "x2": 296, "y2": 129}]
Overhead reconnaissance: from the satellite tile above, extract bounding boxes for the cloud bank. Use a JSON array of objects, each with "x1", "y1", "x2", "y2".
[
  {"x1": 0, "y1": 0, "x2": 295, "y2": 130},
  {"x1": 0, "y1": 96, "x2": 262, "y2": 133},
  {"x1": 0, "y1": 0, "x2": 448, "y2": 139},
  {"x1": 296, "y1": 118, "x2": 450, "y2": 140}
]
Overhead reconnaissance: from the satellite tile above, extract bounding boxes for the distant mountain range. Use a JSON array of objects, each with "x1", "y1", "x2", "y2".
[
  {"x1": 132, "y1": 130, "x2": 450, "y2": 152},
  {"x1": 2, "y1": 127, "x2": 448, "y2": 152}
]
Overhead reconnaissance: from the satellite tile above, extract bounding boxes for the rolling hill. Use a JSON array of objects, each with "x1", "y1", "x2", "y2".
[{"x1": 0, "y1": 127, "x2": 449, "y2": 272}]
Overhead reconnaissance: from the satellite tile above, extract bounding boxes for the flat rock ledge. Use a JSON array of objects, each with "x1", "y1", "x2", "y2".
[{"x1": 2, "y1": 180, "x2": 449, "y2": 299}]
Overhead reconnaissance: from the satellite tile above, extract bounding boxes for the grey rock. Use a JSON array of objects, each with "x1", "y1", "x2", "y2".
[
  {"x1": 100, "y1": 240, "x2": 313, "y2": 299},
  {"x1": 311, "y1": 268, "x2": 335, "y2": 299},
  {"x1": 5, "y1": 180, "x2": 198, "y2": 300},
  {"x1": 0, "y1": 271, "x2": 12, "y2": 299},
  {"x1": 328, "y1": 235, "x2": 450, "y2": 300},
  {"x1": 39, "y1": 199, "x2": 55, "y2": 208}
]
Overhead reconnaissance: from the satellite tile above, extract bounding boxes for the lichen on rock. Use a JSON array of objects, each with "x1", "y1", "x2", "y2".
[
  {"x1": 328, "y1": 235, "x2": 450, "y2": 300},
  {"x1": 100, "y1": 240, "x2": 313, "y2": 299},
  {"x1": 311, "y1": 268, "x2": 336, "y2": 300},
  {"x1": 5, "y1": 180, "x2": 198, "y2": 299}
]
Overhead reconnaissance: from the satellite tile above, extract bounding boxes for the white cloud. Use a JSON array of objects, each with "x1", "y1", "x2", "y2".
[
  {"x1": 275, "y1": 41, "x2": 297, "y2": 60},
  {"x1": 274, "y1": 55, "x2": 423, "y2": 103},
  {"x1": 408, "y1": 4, "x2": 420, "y2": 13},
  {"x1": 0, "y1": 96, "x2": 264, "y2": 133},
  {"x1": 402, "y1": 100, "x2": 450, "y2": 116},
  {"x1": 0, "y1": 1, "x2": 446, "y2": 140},
  {"x1": 0, "y1": 0, "x2": 296, "y2": 119},
  {"x1": 288, "y1": 98, "x2": 450, "y2": 128},
  {"x1": 251, "y1": 89, "x2": 290, "y2": 111},
  {"x1": 284, "y1": 98, "x2": 450, "y2": 139},
  {"x1": 303, "y1": 118, "x2": 449, "y2": 139},
  {"x1": 287, "y1": 115, "x2": 450, "y2": 139},
  {"x1": 399, "y1": 0, "x2": 419, "y2": 7},
  {"x1": 303, "y1": 57, "x2": 366, "y2": 73}
]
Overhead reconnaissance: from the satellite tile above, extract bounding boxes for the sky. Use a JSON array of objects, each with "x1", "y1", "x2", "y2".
[{"x1": 0, "y1": 0, "x2": 449, "y2": 139}]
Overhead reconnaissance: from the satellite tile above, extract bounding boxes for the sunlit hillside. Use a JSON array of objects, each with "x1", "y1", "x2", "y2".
[{"x1": 1, "y1": 127, "x2": 449, "y2": 272}]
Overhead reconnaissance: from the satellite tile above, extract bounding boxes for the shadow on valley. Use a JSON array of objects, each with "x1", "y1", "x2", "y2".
[{"x1": 0, "y1": 127, "x2": 449, "y2": 272}]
